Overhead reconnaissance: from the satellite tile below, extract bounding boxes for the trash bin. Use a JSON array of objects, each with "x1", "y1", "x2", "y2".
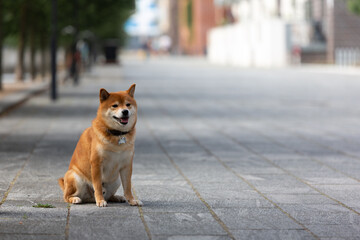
[{"x1": 103, "y1": 39, "x2": 119, "y2": 63}]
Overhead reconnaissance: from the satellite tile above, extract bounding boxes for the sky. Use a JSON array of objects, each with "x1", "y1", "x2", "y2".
[{"x1": 125, "y1": 0, "x2": 160, "y2": 36}]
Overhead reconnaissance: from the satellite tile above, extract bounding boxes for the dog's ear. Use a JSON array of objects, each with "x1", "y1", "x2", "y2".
[
  {"x1": 99, "y1": 88, "x2": 110, "y2": 102},
  {"x1": 127, "y1": 84, "x2": 136, "y2": 98}
]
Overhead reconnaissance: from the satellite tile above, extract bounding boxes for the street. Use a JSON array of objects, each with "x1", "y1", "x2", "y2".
[{"x1": 1, "y1": 57, "x2": 360, "y2": 239}]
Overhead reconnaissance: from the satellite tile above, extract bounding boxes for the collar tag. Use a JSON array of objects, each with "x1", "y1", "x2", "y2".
[{"x1": 118, "y1": 137, "x2": 126, "y2": 145}]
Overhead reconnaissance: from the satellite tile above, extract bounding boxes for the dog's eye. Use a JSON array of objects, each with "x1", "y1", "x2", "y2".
[
  {"x1": 126, "y1": 103, "x2": 131, "y2": 107},
  {"x1": 112, "y1": 104, "x2": 118, "y2": 108}
]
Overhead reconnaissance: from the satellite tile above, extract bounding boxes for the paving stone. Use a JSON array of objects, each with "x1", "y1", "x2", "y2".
[
  {"x1": 152, "y1": 235, "x2": 231, "y2": 240},
  {"x1": 2, "y1": 58, "x2": 360, "y2": 239},
  {"x1": 278, "y1": 204, "x2": 358, "y2": 225},
  {"x1": 69, "y1": 203, "x2": 140, "y2": 217},
  {"x1": 0, "y1": 234, "x2": 63, "y2": 240},
  {"x1": 69, "y1": 226, "x2": 148, "y2": 240},
  {"x1": 0, "y1": 219, "x2": 65, "y2": 235},
  {"x1": 134, "y1": 183, "x2": 209, "y2": 213},
  {"x1": 0, "y1": 205, "x2": 67, "y2": 235},
  {"x1": 243, "y1": 175, "x2": 318, "y2": 195},
  {"x1": 206, "y1": 198, "x2": 274, "y2": 209},
  {"x1": 143, "y1": 212, "x2": 227, "y2": 235},
  {"x1": 213, "y1": 207, "x2": 302, "y2": 230},
  {"x1": 232, "y1": 229, "x2": 315, "y2": 240},
  {"x1": 306, "y1": 224, "x2": 360, "y2": 238},
  {"x1": 266, "y1": 194, "x2": 335, "y2": 205},
  {"x1": 312, "y1": 185, "x2": 360, "y2": 209}
]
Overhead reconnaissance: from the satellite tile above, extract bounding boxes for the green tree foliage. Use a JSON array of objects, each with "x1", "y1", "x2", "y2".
[
  {"x1": 58, "y1": 0, "x2": 135, "y2": 46},
  {"x1": 0, "y1": 0, "x2": 135, "y2": 88},
  {"x1": 348, "y1": 0, "x2": 360, "y2": 15},
  {"x1": 3, "y1": 0, "x2": 134, "y2": 47}
]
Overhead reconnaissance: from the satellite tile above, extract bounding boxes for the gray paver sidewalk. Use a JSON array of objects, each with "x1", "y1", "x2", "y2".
[{"x1": 1, "y1": 57, "x2": 360, "y2": 239}]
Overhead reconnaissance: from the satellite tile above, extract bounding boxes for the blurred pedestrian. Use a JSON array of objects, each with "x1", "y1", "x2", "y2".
[
  {"x1": 77, "y1": 40, "x2": 90, "y2": 71},
  {"x1": 158, "y1": 35, "x2": 171, "y2": 55},
  {"x1": 141, "y1": 39, "x2": 152, "y2": 60},
  {"x1": 292, "y1": 45, "x2": 301, "y2": 65}
]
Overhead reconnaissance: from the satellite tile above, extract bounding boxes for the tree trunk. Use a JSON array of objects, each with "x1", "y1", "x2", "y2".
[
  {"x1": 15, "y1": 2, "x2": 27, "y2": 82},
  {"x1": 40, "y1": 37, "x2": 46, "y2": 81},
  {"x1": 29, "y1": 26, "x2": 36, "y2": 81},
  {"x1": 0, "y1": 0, "x2": 3, "y2": 90}
]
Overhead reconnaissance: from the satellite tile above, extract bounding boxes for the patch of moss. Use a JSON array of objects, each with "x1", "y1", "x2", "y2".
[{"x1": 32, "y1": 203, "x2": 55, "y2": 208}]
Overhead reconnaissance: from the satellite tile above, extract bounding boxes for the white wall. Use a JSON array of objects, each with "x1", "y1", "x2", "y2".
[
  {"x1": 158, "y1": 0, "x2": 170, "y2": 33},
  {"x1": 231, "y1": 0, "x2": 308, "y2": 22},
  {"x1": 207, "y1": 19, "x2": 290, "y2": 67}
]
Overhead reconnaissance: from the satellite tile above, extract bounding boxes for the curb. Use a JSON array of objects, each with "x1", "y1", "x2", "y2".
[{"x1": 0, "y1": 82, "x2": 49, "y2": 117}]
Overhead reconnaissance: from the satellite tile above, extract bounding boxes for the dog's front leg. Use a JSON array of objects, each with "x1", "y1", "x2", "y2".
[
  {"x1": 91, "y1": 155, "x2": 107, "y2": 207},
  {"x1": 120, "y1": 163, "x2": 143, "y2": 206}
]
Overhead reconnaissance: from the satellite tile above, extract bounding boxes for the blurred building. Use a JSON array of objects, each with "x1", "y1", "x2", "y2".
[
  {"x1": 208, "y1": 0, "x2": 360, "y2": 67},
  {"x1": 126, "y1": 0, "x2": 224, "y2": 55},
  {"x1": 330, "y1": 0, "x2": 360, "y2": 65},
  {"x1": 176, "y1": 0, "x2": 216, "y2": 55},
  {"x1": 169, "y1": 0, "x2": 237, "y2": 55}
]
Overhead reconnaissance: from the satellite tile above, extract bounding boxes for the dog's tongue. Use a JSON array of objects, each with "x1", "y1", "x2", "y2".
[{"x1": 120, "y1": 117, "x2": 129, "y2": 124}]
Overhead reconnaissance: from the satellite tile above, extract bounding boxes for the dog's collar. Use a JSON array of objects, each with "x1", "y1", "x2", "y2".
[{"x1": 106, "y1": 129, "x2": 129, "y2": 136}]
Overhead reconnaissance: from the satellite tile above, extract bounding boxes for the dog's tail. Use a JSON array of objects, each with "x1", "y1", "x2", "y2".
[{"x1": 58, "y1": 177, "x2": 65, "y2": 192}]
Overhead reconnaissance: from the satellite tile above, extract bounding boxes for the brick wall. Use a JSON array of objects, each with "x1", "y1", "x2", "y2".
[{"x1": 178, "y1": 0, "x2": 216, "y2": 55}]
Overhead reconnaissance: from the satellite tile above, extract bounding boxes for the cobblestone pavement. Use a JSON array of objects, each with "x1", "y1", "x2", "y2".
[{"x1": 1, "y1": 57, "x2": 360, "y2": 239}]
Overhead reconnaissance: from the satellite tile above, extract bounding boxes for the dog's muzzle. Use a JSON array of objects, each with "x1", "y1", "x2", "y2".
[{"x1": 113, "y1": 116, "x2": 129, "y2": 125}]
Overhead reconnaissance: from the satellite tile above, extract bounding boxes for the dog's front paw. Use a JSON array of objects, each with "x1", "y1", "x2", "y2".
[
  {"x1": 127, "y1": 199, "x2": 143, "y2": 206},
  {"x1": 96, "y1": 200, "x2": 108, "y2": 207}
]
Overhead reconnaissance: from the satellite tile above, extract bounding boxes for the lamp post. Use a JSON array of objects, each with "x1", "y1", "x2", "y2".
[{"x1": 50, "y1": 0, "x2": 57, "y2": 100}]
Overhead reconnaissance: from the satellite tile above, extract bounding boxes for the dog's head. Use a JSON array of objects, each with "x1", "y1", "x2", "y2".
[{"x1": 98, "y1": 84, "x2": 137, "y2": 131}]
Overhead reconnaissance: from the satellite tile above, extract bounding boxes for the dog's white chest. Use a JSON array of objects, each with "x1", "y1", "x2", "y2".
[{"x1": 100, "y1": 149, "x2": 133, "y2": 182}]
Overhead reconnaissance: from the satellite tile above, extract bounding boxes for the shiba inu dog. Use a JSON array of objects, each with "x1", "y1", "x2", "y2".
[{"x1": 58, "y1": 84, "x2": 142, "y2": 207}]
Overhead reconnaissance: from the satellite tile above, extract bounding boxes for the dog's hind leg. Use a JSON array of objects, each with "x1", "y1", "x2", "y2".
[
  {"x1": 63, "y1": 170, "x2": 83, "y2": 204},
  {"x1": 68, "y1": 196, "x2": 82, "y2": 204}
]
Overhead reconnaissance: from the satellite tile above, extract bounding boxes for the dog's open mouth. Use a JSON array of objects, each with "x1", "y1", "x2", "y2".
[{"x1": 113, "y1": 116, "x2": 129, "y2": 125}]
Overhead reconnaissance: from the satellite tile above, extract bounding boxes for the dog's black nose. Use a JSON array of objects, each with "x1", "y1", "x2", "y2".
[{"x1": 122, "y1": 109, "x2": 129, "y2": 116}]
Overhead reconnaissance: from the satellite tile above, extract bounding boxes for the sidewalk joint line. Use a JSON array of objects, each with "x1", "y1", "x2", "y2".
[
  {"x1": 150, "y1": 100, "x2": 319, "y2": 240},
  {"x1": 0, "y1": 162, "x2": 26, "y2": 207},
  {"x1": 0, "y1": 120, "x2": 52, "y2": 207},
  {"x1": 221, "y1": 128, "x2": 360, "y2": 216},
  {"x1": 65, "y1": 203, "x2": 71, "y2": 240},
  {"x1": 0, "y1": 88, "x2": 50, "y2": 206},
  {"x1": 161, "y1": 94, "x2": 360, "y2": 217},
  {"x1": 144, "y1": 119, "x2": 236, "y2": 240},
  {"x1": 272, "y1": 123, "x2": 360, "y2": 162},
  {"x1": 236, "y1": 123, "x2": 360, "y2": 183},
  {"x1": 227, "y1": 98, "x2": 360, "y2": 164},
  {"x1": 132, "y1": 186, "x2": 152, "y2": 240}
]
